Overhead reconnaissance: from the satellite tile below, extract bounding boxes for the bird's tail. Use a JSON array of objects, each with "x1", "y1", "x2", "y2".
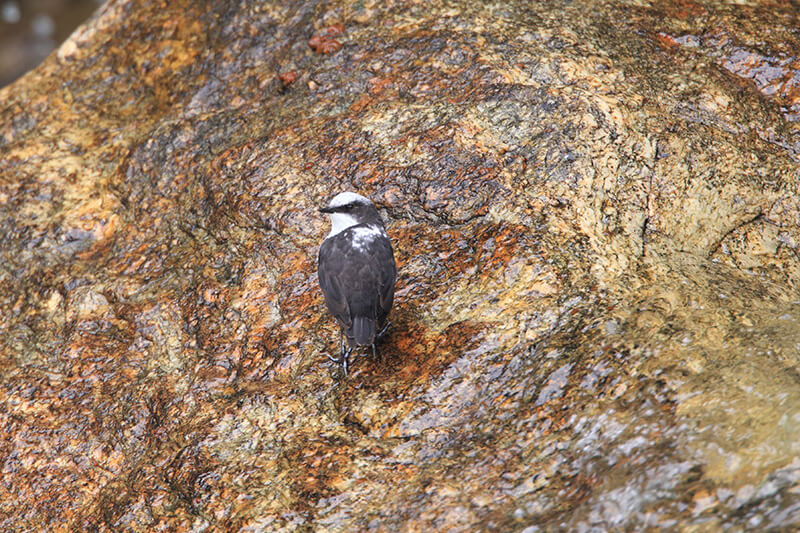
[{"x1": 349, "y1": 317, "x2": 375, "y2": 346}]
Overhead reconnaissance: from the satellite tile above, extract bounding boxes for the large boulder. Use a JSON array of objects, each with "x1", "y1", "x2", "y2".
[{"x1": 1, "y1": 0, "x2": 798, "y2": 530}]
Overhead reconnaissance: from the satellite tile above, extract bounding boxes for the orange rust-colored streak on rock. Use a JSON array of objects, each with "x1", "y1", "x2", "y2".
[
  {"x1": 654, "y1": 32, "x2": 680, "y2": 50},
  {"x1": 279, "y1": 71, "x2": 298, "y2": 85},
  {"x1": 483, "y1": 225, "x2": 522, "y2": 272},
  {"x1": 369, "y1": 77, "x2": 393, "y2": 94},
  {"x1": 209, "y1": 141, "x2": 255, "y2": 174},
  {"x1": 657, "y1": 0, "x2": 705, "y2": 19},
  {"x1": 385, "y1": 320, "x2": 487, "y2": 392},
  {"x1": 309, "y1": 34, "x2": 342, "y2": 55},
  {"x1": 349, "y1": 94, "x2": 373, "y2": 113}
]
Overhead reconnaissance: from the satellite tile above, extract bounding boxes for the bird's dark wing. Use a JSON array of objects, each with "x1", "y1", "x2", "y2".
[
  {"x1": 318, "y1": 238, "x2": 351, "y2": 329},
  {"x1": 375, "y1": 237, "x2": 396, "y2": 324}
]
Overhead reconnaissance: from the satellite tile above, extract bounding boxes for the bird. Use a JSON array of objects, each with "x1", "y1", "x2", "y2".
[{"x1": 317, "y1": 192, "x2": 396, "y2": 374}]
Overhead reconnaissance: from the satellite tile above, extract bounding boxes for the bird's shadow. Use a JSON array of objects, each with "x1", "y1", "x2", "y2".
[{"x1": 327, "y1": 302, "x2": 488, "y2": 396}]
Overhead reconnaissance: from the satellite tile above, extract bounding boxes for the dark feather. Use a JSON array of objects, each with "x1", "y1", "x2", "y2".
[{"x1": 318, "y1": 224, "x2": 396, "y2": 347}]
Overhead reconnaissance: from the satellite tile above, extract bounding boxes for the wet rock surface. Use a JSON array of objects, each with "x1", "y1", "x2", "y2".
[{"x1": 1, "y1": 0, "x2": 799, "y2": 530}]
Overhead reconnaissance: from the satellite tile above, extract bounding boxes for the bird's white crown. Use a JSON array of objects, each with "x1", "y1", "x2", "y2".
[{"x1": 327, "y1": 191, "x2": 371, "y2": 209}]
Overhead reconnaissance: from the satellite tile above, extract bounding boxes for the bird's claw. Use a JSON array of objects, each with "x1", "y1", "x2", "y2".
[{"x1": 327, "y1": 346, "x2": 352, "y2": 376}]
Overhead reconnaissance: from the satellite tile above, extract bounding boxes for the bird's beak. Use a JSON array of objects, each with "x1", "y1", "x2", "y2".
[{"x1": 318, "y1": 206, "x2": 334, "y2": 214}]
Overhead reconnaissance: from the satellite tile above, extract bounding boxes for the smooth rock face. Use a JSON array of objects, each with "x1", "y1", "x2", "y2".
[{"x1": 1, "y1": 0, "x2": 799, "y2": 530}]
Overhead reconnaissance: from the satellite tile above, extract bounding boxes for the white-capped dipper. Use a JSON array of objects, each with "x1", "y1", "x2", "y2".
[{"x1": 317, "y1": 192, "x2": 396, "y2": 374}]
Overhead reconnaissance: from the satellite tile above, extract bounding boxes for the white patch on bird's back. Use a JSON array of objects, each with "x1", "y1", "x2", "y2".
[
  {"x1": 327, "y1": 191, "x2": 370, "y2": 209},
  {"x1": 351, "y1": 224, "x2": 387, "y2": 251},
  {"x1": 327, "y1": 213, "x2": 360, "y2": 239}
]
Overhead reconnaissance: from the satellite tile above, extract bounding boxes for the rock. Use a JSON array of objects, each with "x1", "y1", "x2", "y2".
[
  {"x1": 1, "y1": 0, "x2": 799, "y2": 530},
  {"x1": 65, "y1": 286, "x2": 111, "y2": 322}
]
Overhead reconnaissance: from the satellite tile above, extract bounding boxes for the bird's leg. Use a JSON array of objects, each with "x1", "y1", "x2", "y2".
[
  {"x1": 376, "y1": 321, "x2": 391, "y2": 340},
  {"x1": 325, "y1": 331, "x2": 349, "y2": 374},
  {"x1": 371, "y1": 342, "x2": 384, "y2": 364},
  {"x1": 342, "y1": 346, "x2": 352, "y2": 376},
  {"x1": 337, "y1": 330, "x2": 351, "y2": 376}
]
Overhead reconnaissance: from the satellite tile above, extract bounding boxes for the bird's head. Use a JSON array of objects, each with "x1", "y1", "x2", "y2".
[{"x1": 319, "y1": 192, "x2": 381, "y2": 236}]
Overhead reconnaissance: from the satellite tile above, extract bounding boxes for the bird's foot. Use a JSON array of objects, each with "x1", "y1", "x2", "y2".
[
  {"x1": 342, "y1": 347, "x2": 355, "y2": 376},
  {"x1": 322, "y1": 333, "x2": 351, "y2": 376},
  {"x1": 324, "y1": 346, "x2": 352, "y2": 376},
  {"x1": 353, "y1": 342, "x2": 382, "y2": 363},
  {"x1": 341, "y1": 349, "x2": 351, "y2": 376}
]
